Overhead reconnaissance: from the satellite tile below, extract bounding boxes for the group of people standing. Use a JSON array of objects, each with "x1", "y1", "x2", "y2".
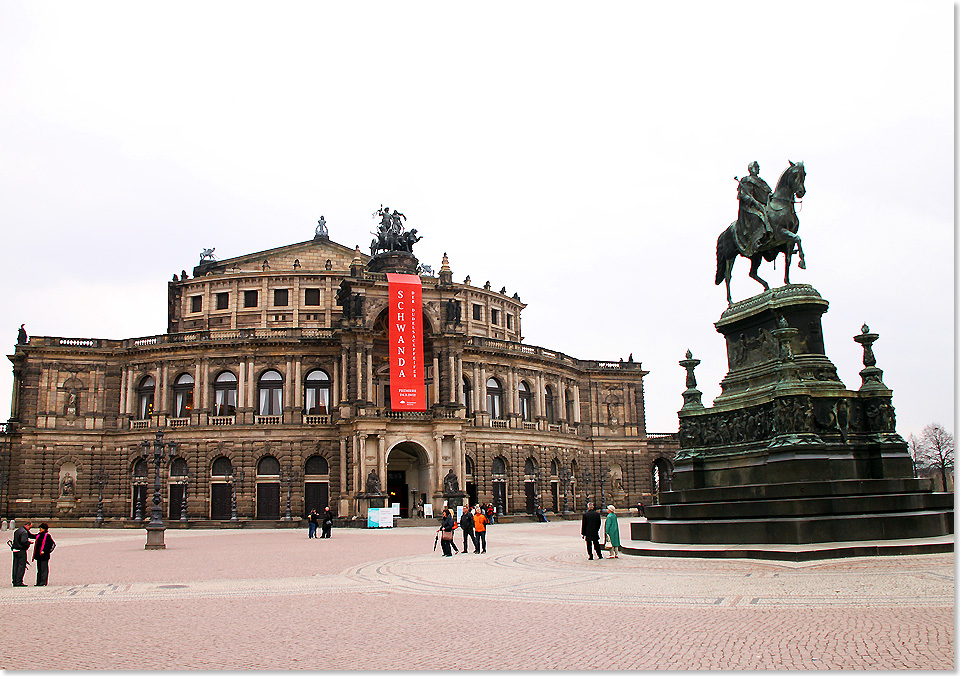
[
  {"x1": 306, "y1": 508, "x2": 334, "y2": 539},
  {"x1": 438, "y1": 504, "x2": 491, "y2": 557},
  {"x1": 580, "y1": 503, "x2": 621, "y2": 559},
  {"x1": 10, "y1": 521, "x2": 55, "y2": 587}
]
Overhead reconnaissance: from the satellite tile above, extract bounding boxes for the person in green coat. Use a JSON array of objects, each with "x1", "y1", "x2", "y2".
[{"x1": 604, "y1": 505, "x2": 621, "y2": 558}]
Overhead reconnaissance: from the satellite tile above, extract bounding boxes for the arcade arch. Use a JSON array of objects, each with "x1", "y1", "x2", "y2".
[{"x1": 386, "y1": 441, "x2": 430, "y2": 518}]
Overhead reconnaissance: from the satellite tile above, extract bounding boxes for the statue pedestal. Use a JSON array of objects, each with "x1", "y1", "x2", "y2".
[
  {"x1": 356, "y1": 493, "x2": 387, "y2": 519},
  {"x1": 368, "y1": 251, "x2": 419, "y2": 274},
  {"x1": 144, "y1": 525, "x2": 166, "y2": 550},
  {"x1": 442, "y1": 492, "x2": 466, "y2": 509}
]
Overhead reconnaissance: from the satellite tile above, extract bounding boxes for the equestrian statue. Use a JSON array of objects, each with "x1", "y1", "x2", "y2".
[
  {"x1": 370, "y1": 205, "x2": 422, "y2": 255},
  {"x1": 715, "y1": 160, "x2": 806, "y2": 305}
]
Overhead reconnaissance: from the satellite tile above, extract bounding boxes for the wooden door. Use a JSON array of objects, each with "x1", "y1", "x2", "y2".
[
  {"x1": 256, "y1": 482, "x2": 281, "y2": 520},
  {"x1": 524, "y1": 481, "x2": 535, "y2": 514},
  {"x1": 168, "y1": 484, "x2": 185, "y2": 520},
  {"x1": 210, "y1": 483, "x2": 232, "y2": 520},
  {"x1": 303, "y1": 482, "x2": 328, "y2": 516}
]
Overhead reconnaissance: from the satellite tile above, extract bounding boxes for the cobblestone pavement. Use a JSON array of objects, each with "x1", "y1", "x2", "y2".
[{"x1": 1, "y1": 520, "x2": 953, "y2": 670}]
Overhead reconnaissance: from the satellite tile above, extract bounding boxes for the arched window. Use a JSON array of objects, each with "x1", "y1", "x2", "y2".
[
  {"x1": 213, "y1": 371, "x2": 237, "y2": 417},
  {"x1": 173, "y1": 373, "x2": 194, "y2": 418},
  {"x1": 492, "y1": 457, "x2": 506, "y2": 476},
  {"x1": 257, "y1": 455, "x2": 281, "y2": 476},
  {"x1": 304, "y1": 455, "x2": 329, "y2": 475},
  {"x1": 304, "y1": 369, "x2": 331, "y2": 415},
  {"x1": 462, "y1": 376, "x2": 472, "y2": 416},
  {"x1": 565, "y1": 389, "x2": 575, "y2": 422},
  {"x1": 518, "y1": 381, "x2": 533, "y2": 422},
  {"x1": 486, "y1": 378, "x2": 503, "y2": 420},
  {"x1": 465, "y1": 456, "x2": 475, "y2": 476},
  {"x1": 544, "y1": 385, "x2": 556, "y2": 424},
  {"x1": 136, "y1": 376, "x2": 155, "y2": 420},
  {"x1": 169, "y1": 457, "x2": 188, "y2": 477},
  {"x1": 257, "y1": 370, "x2": 283, "y2": 416},
  {"x1": 550, "y1": 459, "x2": 559, "y2": 476},
  {"x1": 133, "y1": 458, "x2": 149, "y2": 479},
  {"x1": 524, "y1": 457, "x2": 537, "y2": 475},
  {"x1": 211, "y1": 456, "x2": 233, "y2": 477}
]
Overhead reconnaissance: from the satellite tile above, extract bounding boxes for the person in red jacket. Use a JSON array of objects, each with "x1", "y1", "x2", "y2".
[{"x1": 473, "y1": 506, "x2": 488, "y2": 553}]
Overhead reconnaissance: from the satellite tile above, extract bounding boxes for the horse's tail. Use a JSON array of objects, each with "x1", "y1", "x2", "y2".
[{"x1": 715, "y1": 225, "x2": 733, "y2": 285}]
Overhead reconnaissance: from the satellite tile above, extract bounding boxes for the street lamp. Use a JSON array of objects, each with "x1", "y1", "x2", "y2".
[
  {"x1": 179, "y1": 472, "x2": 192, "y2": 522},
  {"x1": 560, "y1": 466, "x2": 569, "y2": 515},
  {"x1": 280, "y1": 464, "x2": 301, "y2": 522},
  {"x1": 93, "y1": 470, "x2": 109, "y2": 525},
  {"x1": 228, "y1": 468, "x2": 245, "y2": 522},
  {"x1": 140, "y1": 429, "x2": 178, "y2": 550},
  {"x1": 533, "y1": 467, "x2": 541, "y2": 515}
]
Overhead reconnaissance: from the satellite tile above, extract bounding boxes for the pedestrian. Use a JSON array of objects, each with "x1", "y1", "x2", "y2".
[
  {"x1": 536, "y1": 506, "x2": 549, "y2": 522},
  {"x1": 581, "y1": 502, "x2": 602, "y2": 560},
  {"x1": 320, "y1": 506, "x2": 333, "y2": 538},
  {"x1": 10, "y1": 520, "x2": 35, "y2": 587},
  {"x1": 636, "y1": 501, "x2": 645, "y2": 518},
  {"x1": 438, "y1": 508, "x2": 455, "y2": 557},
  {"x1": 604, "y1": 505, "x2": 621, "y2": 558},
  {"x1": 307, "y1": 509, "x2": 319, "y2": 539},
  {"x1": 473, "y1": 505, "x2": 488, "y2": 553},
  {"x1": 32, "y1": 522, "x2": 55, "y2": 586},
  {"x1": 485, "y1": 503, "x2": 495, "y2": 525},
  {"x1": 459, "y1": 504, "x2": 476, "y2": 554}
]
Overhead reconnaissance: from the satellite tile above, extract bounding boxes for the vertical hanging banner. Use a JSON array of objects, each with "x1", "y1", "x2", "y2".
[{"x1": 387, "y1": 273, "x2": 426, "y2": 411}]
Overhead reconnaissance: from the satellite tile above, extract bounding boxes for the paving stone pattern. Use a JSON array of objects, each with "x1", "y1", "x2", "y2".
[{"x1": 1, "y1": 521, "x2": 953, "y2": 669}]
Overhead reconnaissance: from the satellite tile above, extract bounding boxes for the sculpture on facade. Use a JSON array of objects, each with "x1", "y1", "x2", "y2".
[
  {"x1": 370, "y1": 206, "x2": 422, "y2": 255},
  {"x1": 17, "y1": 323, "x2": 27, "y2": 344},
  {"x1": 200, "y1": 247, "x2": 217, "y2": 262},
  {"x1": 715, "y1": 161, "x2": 807, "y2": 305},
  {"x1": 59, "y1": 474, "x2": 74, "y2": 497},
  {"x1": 365, "y1": 469, "x2": 382, "y2": 494},
  {"x1": 443, "y1": 469, "x2": 460, "y2": 494}
]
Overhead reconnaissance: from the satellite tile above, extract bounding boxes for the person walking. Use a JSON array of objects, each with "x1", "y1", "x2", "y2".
[
  {"x1": 307, "y1": 509, "x2": 319, "y2": 539},
  {"x1": 604, "y1": 505, "x2": 621, "y2": 558},
  {"x1": 32, "y1": 523, "x2": 55, "y2": 586},
  {"x1": 10, "y1": 520, "x2": 35, "y2": 587},
  {"x1": 473, "y1": 505, "x2": 488, "y2": 553},
  {"x1": 320, "y1": 506, "x2": 334, "y2": 538},
  {"x1": 581, "y1": 503, "x2": 603, "y2": 560},
  {"x1": 438, "y1": 509, "x2": 456, "y2": 557},
  {"x1": 459, "y1": 505, "x2": 476, "y2": 554}
]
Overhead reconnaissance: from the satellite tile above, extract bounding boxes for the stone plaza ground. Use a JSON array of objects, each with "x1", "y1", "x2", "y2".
[{"x1": 1, "y1": 519, "x2": 953, "y2": 670}]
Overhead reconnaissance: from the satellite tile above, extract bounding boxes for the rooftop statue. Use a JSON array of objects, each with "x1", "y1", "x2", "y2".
[
  {"x1": 715, "y1": 161, "x2": 807, "y2": 305},
  {"x1": 315, "y1": 215, "x2": 328, "y2": 239},
  {"x1": 370, "y1": 206, "x2": 421, "y2": 255},
  {"x1": 200, "y1": 247, "x2": 217, "y2": 262}
]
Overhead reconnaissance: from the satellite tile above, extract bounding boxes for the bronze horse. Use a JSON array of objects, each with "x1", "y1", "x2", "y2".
[{"x1": 715, "y1": 161, "x2": 806, "y2": 305}]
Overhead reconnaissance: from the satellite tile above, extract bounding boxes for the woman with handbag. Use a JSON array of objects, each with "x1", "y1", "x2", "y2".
[
  {"x1": 32, "y1": 522, "x2": 55, "y2": 586},
  {"x1": 438, "y1": 509, "x2": 456, "y2": 557}
]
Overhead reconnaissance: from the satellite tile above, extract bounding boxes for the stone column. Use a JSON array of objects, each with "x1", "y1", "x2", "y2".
[
  {"x1": 332, "y1": 360, "x2": 340, "y2": 406},
  {"x1": 366, "y1": 346, "x2": 374, "y2": 404},
  {"x1": 448, "y1": 351, "x2": 456, "y2": 404},
  {"x1": 378, "y1": 435, "x2": 387, "y2": 493},
  {"x1": 294, "y1": 357, "x2": 302, "y2": 410},
  {"x1": 455, "y1": 354, "x2": 464, "y2": 406},
  {"x1": 340, "y1": 348, "x2": 348, "y2": 402},
  {"x1": 355, "y1": 347, "x2": 363, "y2": 403},
  {"x1": 159, "y1": 361, "x2": 169, "y2": 414},
  {"x1": 434, "y1": 435, "x2": 444, "y2": 495},
  {"x1": 479, "y1": 365, "x2": 487, "y2": 412},
  {"x1": 285, "y1": 357, "x2": 293, "y2": 419},
  {"x1": 195, "y1": 360, "x2": 204, "y2": 414},
  {"x1": 126, "y1": 367, "x2": 136, "y2": 416},
  {"x1": 237, "y1": 358, "x2": 246, "y2": 411},
  {"x1": 432, "y1": 354, "x2": 441, "y2": 405},
  {"x1": 119, "y1": 366, "x2": 128, "y2": 416},
  {"x1": 339, "y1": 436, "x2": 349, "y2": 494},
  {"x1": 247, "y1": 359, "x2": 256, "y2": 412},
  {"x1": 536, "y1": 372, "x2": 545, "y2": 419},
  {"x1": 573, "y1": 384, "x2": 581, "y2": 423}
]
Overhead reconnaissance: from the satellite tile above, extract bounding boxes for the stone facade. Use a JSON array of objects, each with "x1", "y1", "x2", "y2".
[{"x1": 2, "y1": 233, "x2": 676, "y2": 523}]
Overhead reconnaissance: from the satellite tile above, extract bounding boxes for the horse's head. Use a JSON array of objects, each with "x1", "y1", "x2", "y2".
[{"x1": 787, "y1": 160, "x2": 805, "y2": 198}]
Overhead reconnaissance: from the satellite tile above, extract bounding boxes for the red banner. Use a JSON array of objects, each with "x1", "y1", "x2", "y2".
[{"x1": 387, "y1": 273, "x2": 426, "y2": 411}]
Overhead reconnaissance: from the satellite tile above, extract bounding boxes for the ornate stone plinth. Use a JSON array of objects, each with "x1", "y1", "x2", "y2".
[
  {"x1": 367, "y1": 251, "x2": 419, "y2": 275},
  {"x1": 144, "y1": 525, "x2": 166, "y2": 550},
  {"x1": 641, "y1": 285, "x2": 954, "y2": 553}
]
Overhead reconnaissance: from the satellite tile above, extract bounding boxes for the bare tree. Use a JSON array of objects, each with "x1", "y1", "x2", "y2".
[{"x1": 910, "y1": 423, "x2": 954, "y2": 491}]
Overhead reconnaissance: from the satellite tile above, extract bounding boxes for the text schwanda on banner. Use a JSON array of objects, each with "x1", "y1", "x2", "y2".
[{"x1": 387, "y1": 273, "x2": 426, "y2": 410}]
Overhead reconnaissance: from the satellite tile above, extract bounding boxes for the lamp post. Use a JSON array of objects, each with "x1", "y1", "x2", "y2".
[
  {"x1": 229, "y1": 468, "x2": 245, "y2": 522},
  {"x1": 533, "y1": 467, "x2": 541, "y2": 515},
  {"x1": 560, "y1": 466, "x2": 569, "y2": 515},
  {"x1": 600, "y1": 466, "x2": 606, "y2": 508},
  {"x1": 581, "y1": 467, "x2": 593, "y2": 506},
  {"x1": 280, "y1": 464, "x2": 301, "y2": 522},
  {"x1": 140, "y1": 429, "x2": 177, "y2": 550},
  {"x1": 179, "y1": 472, "x2": 192, "y2": 522},
  {"x1": 93, "y1": 470, "x2": 109, "y2": 525}
]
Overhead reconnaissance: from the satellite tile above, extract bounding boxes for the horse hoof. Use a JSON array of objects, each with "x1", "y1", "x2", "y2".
[{"x1": 799, "y1": 262, "x2": 806, "y2": 269}]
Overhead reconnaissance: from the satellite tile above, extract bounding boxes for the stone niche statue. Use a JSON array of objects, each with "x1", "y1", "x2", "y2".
[
  {"x1": 365, "y1": 469, "x2": 382, "y2": 495},
  {"x1": 443, "y1": 469, "x2": 460, "y2": 495},
  {"x1": 59, "y1": 473, "x2": 74, "y2": 497}
]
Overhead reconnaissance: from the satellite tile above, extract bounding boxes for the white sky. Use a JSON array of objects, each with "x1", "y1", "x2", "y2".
[{"x1": 0, "y1": 1, "x2": 954, "y2": 440}]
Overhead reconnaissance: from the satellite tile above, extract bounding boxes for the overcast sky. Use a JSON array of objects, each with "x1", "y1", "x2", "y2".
[{"x1": 0, "y1": 1, "x2": 953, "y2": 440}]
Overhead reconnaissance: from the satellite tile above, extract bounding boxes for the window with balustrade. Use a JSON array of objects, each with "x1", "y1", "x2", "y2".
[
  {"x1": 304, "y1": 369, "x2": 331, "y2": 415},
  {"x1": 173, "y1": 373, "x2": 194, "y2": 418},
  {"x1": 257, "y1": 370, "x2": 283, "y2": 416},
  {"x1": 136, "y1": 376, "x2": 155, "y2": 420},
  {"x1": 544, "y1": 385, "x2": 556, "y2": 424},
  {"x1": 486, "y1": 378, "x2": 503, "y2": 420},
  {"x1": 213, "y1": 371, "x2": 237, "y2": 417},
  {"x1": 519, "y1": 381, "x2": 533, "y2": 422}
]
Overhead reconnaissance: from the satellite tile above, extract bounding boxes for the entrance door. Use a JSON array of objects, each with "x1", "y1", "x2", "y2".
[
  {"x1": 304, "y1": 482, "x2": 329, "y2": 516},
  {"x1": 387, "y1": 470, "x2": 408, "y2": 518},
  {"x1": 551, "y1": 482, "x2": 559, "y2": 512},
  {"x1": 132, "y1": 484, "x2": 148, "y2": 518},
  {"x1": 256, "y1": 482, "x2": 281, "y2": 520},
  {"x1": 211, "y1": 483, "x2": 232, "y2": 520},
  {"x1": 466, "y1": 482, "x2": 478, "y2": 507},
  {"x1": 525, "y1": 481, "x2": 536, "y2": 513},
  {"x1": 168, "y1": 484, "x2": 185, "y2": 520}
]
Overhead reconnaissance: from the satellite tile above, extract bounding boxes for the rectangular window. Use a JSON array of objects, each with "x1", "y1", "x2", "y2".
[
  {"x1": 506, "y1": 314, "x2": 513, "y2": 329},
  {"x1": 243, "y1": 290, "x2": 258, "y2": 308},
  {"x1": 274, "y1": 289, "x2": 289, "y2": 307},
  {"x1": 472, "y1": 304, "x2": 482, "y2": 321},
  {"x1": 190, "y1": 295, "x2": 202, "y2": 313},
  {"x1": 491, "y1": 309, "x2": 500, "y2": 325},
  {"x1": 215, "y1": 292, "x2": 229, "y2": 310},
  {"x1": 305, "y1": 288, "x2": 321, "y2": 306}
]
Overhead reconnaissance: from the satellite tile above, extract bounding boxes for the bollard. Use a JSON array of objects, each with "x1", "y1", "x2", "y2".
[
  {"x1": 0, "y1": 519, "x2": 6, "y2": 531},
  {"x1": 8, "y1": 519, "x2": 14, "y2": 531}
]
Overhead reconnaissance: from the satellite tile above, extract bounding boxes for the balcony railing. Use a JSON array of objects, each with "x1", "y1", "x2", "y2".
[
  {"x1": 304, "y1": 415, "x2": 331, "y2": 425},
  {"x1": 255, "y1": 415, "x2": 282, "y2": 425},
  {"x1": 209, "y1": 416, "x2": 236, "y2": 426},
  {"x1": 131, "y1": 419, "x2": 151, "y2": 430},
  {"x1": 491, "y1": 419, "x2": 509, "y2": 429},
  {"x1": 167, "y1": 417, "x2": 190, "y2": 428}
]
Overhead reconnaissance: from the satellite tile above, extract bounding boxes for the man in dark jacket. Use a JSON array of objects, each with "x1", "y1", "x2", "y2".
[
  {"x1": 307, "y1": 510, "x2": 319, "y2": 539},
  {"x1": 581, "y1": 503, "x2": 603, "y2": 560},
  {"x1": 458, "y1": 505, "x2": 476, "y2": 554},
  {"x1": 32, "y1": 522, "x2": 55, "y2": 586},
  {"x1": 320, "y1": 506, "x2": 334, "y2": 538},
  {"x1": 11, "y1": 520, "x2": 35, "y2": 586}
]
